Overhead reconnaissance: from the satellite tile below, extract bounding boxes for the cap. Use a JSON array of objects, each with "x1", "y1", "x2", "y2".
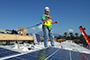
[{"x1": 44, "y1": 7, "x2": 50, "y2": 11}]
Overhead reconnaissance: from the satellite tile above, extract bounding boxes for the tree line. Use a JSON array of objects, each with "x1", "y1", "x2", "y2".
[{"x1": 55, "y1": 32, "x2": 90, "y2": 44}]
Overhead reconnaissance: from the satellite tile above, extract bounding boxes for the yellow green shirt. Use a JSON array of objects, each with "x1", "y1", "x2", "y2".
[{"x1": 41, "y1": 14, "x2": 52, "y2": 28}]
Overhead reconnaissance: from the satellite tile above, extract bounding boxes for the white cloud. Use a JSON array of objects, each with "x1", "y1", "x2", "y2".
[
  {"x1": 32, "y1": 27, "x2": 36, "y2": 30},
  {"x1": 68, "y1": 29, "x2": 74, "y2": 32},
  {"x1": 38, "y1": 24, "x2": 42, "y2": 31}
]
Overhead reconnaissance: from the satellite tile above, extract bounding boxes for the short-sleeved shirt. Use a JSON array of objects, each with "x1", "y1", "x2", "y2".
[{"x1": 41, "y1": 14, "x2": 52, "y2": 28}]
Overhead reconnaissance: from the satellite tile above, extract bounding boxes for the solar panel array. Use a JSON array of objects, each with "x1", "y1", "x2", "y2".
[
  {"x1": 0, "y1": 47, "x2": 20, "y2": 58},
  {"x1": 4, "y1": 47, "x2": 90, "y2": 60},
  {"x1": 1, "y1": 33, "x2": 90, "y2": 60}
]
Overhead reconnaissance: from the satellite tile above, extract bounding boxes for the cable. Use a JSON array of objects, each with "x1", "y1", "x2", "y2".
[
  {"x1": 26, "y1": 22, "x2": 42, "y2": 29},
  {"x1": 26, "y1": 22, "x2": 52, "y2": 32},
  {"x1": 17, "y1": 22, "x2": 42, "y2": 31}
]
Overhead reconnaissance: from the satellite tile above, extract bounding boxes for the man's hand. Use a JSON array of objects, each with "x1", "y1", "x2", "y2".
[
  {"x1": 48, "y1": 16, "x2": 52, "y2": 19},
  {"x1": 55, "y1": 21, "x2": 58, "y2": 24},
  {"x1": 52, "y1": 21, "x2": 58, "y2": 24}
]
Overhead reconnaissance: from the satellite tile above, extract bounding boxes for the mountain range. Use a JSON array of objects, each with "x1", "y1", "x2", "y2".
[{"x1": 29, "y1": 31, "x2": 60, "y2": 37}]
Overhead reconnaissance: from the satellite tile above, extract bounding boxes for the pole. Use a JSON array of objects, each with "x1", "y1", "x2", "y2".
[{"x1": 79, "y1": 26, "x2": 90, "y2": 47}]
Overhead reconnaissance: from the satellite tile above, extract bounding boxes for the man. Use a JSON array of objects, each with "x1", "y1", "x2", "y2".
[{"x1": 41, "y1": 7, "x2": 58, "y2": 47}]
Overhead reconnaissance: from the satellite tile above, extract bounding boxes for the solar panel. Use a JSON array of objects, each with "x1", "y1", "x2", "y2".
[
  {"x1": 35, "y1": 34, "x2": 41, "y2": 42},
  {"x1": 47, "y1": 49, "x2": 70, "y2": 60},
  {"x1": 71, "y1": 51, "x2": 90, "y2": 60},
  {"x1": 4, "y1": 47, "x2": 90, "y2": 60},
  {"x1": 0, "y1": 47, "x2": 20, "y2": 58}
]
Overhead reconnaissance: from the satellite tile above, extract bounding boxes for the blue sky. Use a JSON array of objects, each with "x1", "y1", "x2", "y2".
[{"x1": 0, "y1": 0, "x2": 90, "y2": 35}]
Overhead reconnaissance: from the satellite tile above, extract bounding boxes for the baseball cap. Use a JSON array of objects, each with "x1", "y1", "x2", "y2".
[{"x1": 44, "y1": 7, "x2": 50, "y2": 11}]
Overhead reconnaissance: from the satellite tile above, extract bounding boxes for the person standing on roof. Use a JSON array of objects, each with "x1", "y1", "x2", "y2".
[{"x1": 41, "y1": 7, "x2": 58, "y2": 47}]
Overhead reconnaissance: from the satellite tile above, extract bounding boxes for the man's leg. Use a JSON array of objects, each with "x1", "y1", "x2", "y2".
[
  {"x1": 49, "y1": 30, "x2": 55, "y2": 46},
  {"x1": 42, "y1": 26, "x2": 48, "y2": 47}
]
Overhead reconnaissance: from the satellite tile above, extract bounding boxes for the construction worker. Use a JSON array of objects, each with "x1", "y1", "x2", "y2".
[{"x1": 41, "y1": 7, "x2": 58, "y2": 47}]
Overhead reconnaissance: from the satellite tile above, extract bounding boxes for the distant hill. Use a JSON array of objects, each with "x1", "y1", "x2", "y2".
[
  {"x1": 53, "y1": 33, "x2": 60, "y2": 37},
  {"x1": 37, "y1": 31, "x2": 44, "y2": 36},
  {"x1": 28, "y1": 31, "x2": 60, "y2": 37},
  {"x1": 0, "y1": 29, "x2": 12, "y2": 33}
]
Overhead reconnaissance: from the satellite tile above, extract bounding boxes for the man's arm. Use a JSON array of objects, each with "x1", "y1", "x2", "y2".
[
  {"x1": 52, "y1": 21, "x2": 58, "y2": 24},
  {"x1": 42, "y1": 18, "x2": 49, "y2": 22},
  {"x1": 42, "y1": 16, "x2": 52, "y2": 22}
]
